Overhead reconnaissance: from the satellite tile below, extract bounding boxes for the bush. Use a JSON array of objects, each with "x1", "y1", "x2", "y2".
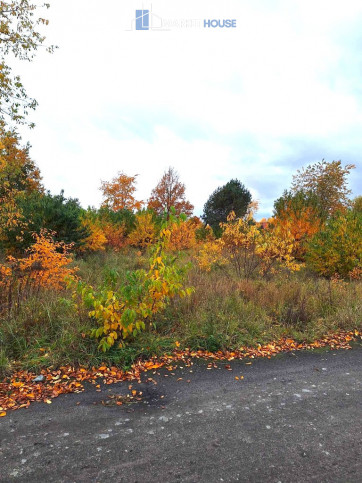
[
  {"x1": 307, "y1": 210, "x2": 362, "y2": 278},
  {"x1": 73, "y1": 220, "x2": 194, "y2": 351}
]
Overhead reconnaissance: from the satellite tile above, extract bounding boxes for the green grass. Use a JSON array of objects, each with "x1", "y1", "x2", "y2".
[{"x1": 0, "y1": 250, "x2": 361, "y2": 375}]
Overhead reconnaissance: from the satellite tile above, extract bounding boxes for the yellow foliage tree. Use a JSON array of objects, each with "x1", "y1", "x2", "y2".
[
  {"x1": 80, "y1": 217, "x2": 107, "y2": 253},
  {"x1": 128, "y1": 212, "x2": 156, "y2": 249},
  {"x1": 197, "y1": 211, "x2": 300, "y2": 279}
]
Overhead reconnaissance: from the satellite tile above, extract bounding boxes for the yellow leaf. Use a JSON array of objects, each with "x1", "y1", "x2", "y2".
[{"x1": 0, "y1": 411, "x2": 6, "y2": 417}]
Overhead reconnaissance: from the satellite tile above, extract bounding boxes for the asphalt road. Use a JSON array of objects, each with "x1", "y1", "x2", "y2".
[{"x1": 1, "y1": 346, "x2": 361, "y2": 483}]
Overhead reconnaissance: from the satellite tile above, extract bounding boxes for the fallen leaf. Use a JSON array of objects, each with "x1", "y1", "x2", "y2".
[{"x1": 0, "y1": 330, "x2": 358, "y2": 415}]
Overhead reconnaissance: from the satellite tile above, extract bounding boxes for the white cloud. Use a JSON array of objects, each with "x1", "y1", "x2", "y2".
[{"x1": 14, "y1": 0, "x2": 362, "y2": 217}]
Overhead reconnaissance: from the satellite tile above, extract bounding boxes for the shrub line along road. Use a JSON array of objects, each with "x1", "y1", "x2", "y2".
[{"x1": 0, "y1": 346, "x2": 361, "y2": 482}]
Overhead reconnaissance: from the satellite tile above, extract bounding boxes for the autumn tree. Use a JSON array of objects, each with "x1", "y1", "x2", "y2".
[
  {"x1": 0, "y1": 124, "x2": 42, "y2": 193},
  {"x1": 0, "y1": 1, "x2": 55, "y2": 126},
  {"x1": 291, "y1": 160, "x2": 355, "y2": 218},
  {"x1": 197, "y1": 211, "x2": 299, "y2": 280},
  {"x1": 1, "y1": 230, "x2": 77, "y2": 312},
  {"x1": 273, "y1": 190, "x2": 322, "y2": 259},
  {"x1": 168, "y1": 216, "x2": 202, "y2": 251},
  {"x1": 128, "y1": 211, "x2": 156, "y2": 249},
  {"x1": 352, "y1": 195, "x2": 362, "y2": 214},
  {"x1": 0, "y1": 124, "x2": 42, "y2": 244},
  {"x1": 100, "y1": 172, "x2": 142, "y2": 212},
  {"x1": 80, "y1": 213, "x2": 107, "y2": 253},
  {"x1": 202, "y1": 179, "x2": 252, "y2": 236},
  {"x1": 147, "y1": 167, "x2": 193, "y2": 217},
  {"x1": 98, "y1": 206, "x2": 135, "y2": 250}
]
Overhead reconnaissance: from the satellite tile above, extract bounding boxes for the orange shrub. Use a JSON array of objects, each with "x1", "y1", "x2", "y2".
[
  {"x1": 102, "y1": 222, "x2": 128, "y2": 251},
  {"x1": 168, "y1": 217, "x2": 202, "y2": 251},
  {"x1": 16, "y1": 230, "x2": 77, "y2": 289},
  {"x1": 0, "y1": 231, "x2": 77, "y2": 312}
]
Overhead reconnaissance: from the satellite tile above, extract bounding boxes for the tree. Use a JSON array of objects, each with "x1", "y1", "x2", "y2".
[
  {"x1": 0, "y1": 1, "x2": 55, "y2": 126},
  {"x1": 197, "y1": 211, "x2": 299, "y2": 280},
  {"x1": 2, "y1": 190, "x2": 88, "y2": 253},
  {"x1": 352, "y1": 195, "x2": 362, "y2": 214},
  {"x1": 128, "y1": 211, "x2": 156, "y2": 249},
  {"x1": 306, "y1": 210, "x2": 362, "y2": 279},
  {"x1": 291, "y1": 160, "x2": 355, "y2": 218},
  {"x1": 273, "y1": 190, "x2": 322, "y2": 259},
  {"x1": 98, "y1": 206, "x2": 136, "y2": 234},
  {"x1": 0, "y1": 124, "x2": 42, "y2": 242},
  {"x1": 0, "y1": 124, "x2": 42, "y2": 194},
  {"x1": 202, "y1": 179, "x2": 252, "y2": 235},
  {"x1": 168, "y1": 216, "x2": 202, "y2": 251},
  {"x1": 147, "y1": 167, "x2": 193, "y2": 217},
  {"x1": 80, "y1": 213, "x2": 108, "y2": 253},
  {"x1": 100, "y1": 172, "x2": 142, "y2": 212}
]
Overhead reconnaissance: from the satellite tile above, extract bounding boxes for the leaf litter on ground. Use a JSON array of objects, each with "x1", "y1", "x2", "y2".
[{"x1": 0, "y1": 330, "x2": 360, "y2": 417}]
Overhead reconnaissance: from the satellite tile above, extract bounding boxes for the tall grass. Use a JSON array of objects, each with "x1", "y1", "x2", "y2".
[{"x1": 0, "y1": 250, "x2": 361, "y2": 374}]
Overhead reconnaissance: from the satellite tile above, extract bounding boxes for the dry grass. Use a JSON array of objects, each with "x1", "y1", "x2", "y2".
[{"x1": 0, "y1": 250, "x2": 361, "y2": 374}]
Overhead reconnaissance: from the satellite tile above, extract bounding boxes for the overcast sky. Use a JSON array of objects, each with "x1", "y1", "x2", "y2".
[{"x1": 14, "y1": 0, "x2": 362, "y2": 218}]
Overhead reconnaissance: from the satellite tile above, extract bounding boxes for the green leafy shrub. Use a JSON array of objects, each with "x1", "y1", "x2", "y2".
[{"x1": 307, "y1": 210, "x2": 362, "y2": 278}]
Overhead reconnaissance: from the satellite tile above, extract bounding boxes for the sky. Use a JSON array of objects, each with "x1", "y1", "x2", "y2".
[{"x1": 13, "y1": 0, "x2": 362, "y2": 219}]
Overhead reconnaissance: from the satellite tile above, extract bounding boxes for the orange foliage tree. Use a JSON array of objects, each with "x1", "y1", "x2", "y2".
[
  {"x1": 168, "y1": 216, "x2": 202, "y2": 251},
  {"x1": 101, "y1": 222, "x2": 128, "y2": 251},
  {"x1": 148, "y1": 167, "x2": 193, "y2": 217},
  {"x1": 80, "y1": 209, "x2": 131, "y2": 253},
  {"x1": 16, "y1": 230, "x2": 77, "y2": 289},
  {"x1": 0, "y1": 124, "x2": 42, "y2": 241},
  {"x1": 0, "y1": 230, "x2": 77, "y2": 312},
  {"x1": 100, "y1": 172, "x2": 142, "y2": 212},
  {"x1": 273, "y1": 190, "x2": 322, "y2": 259}
]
